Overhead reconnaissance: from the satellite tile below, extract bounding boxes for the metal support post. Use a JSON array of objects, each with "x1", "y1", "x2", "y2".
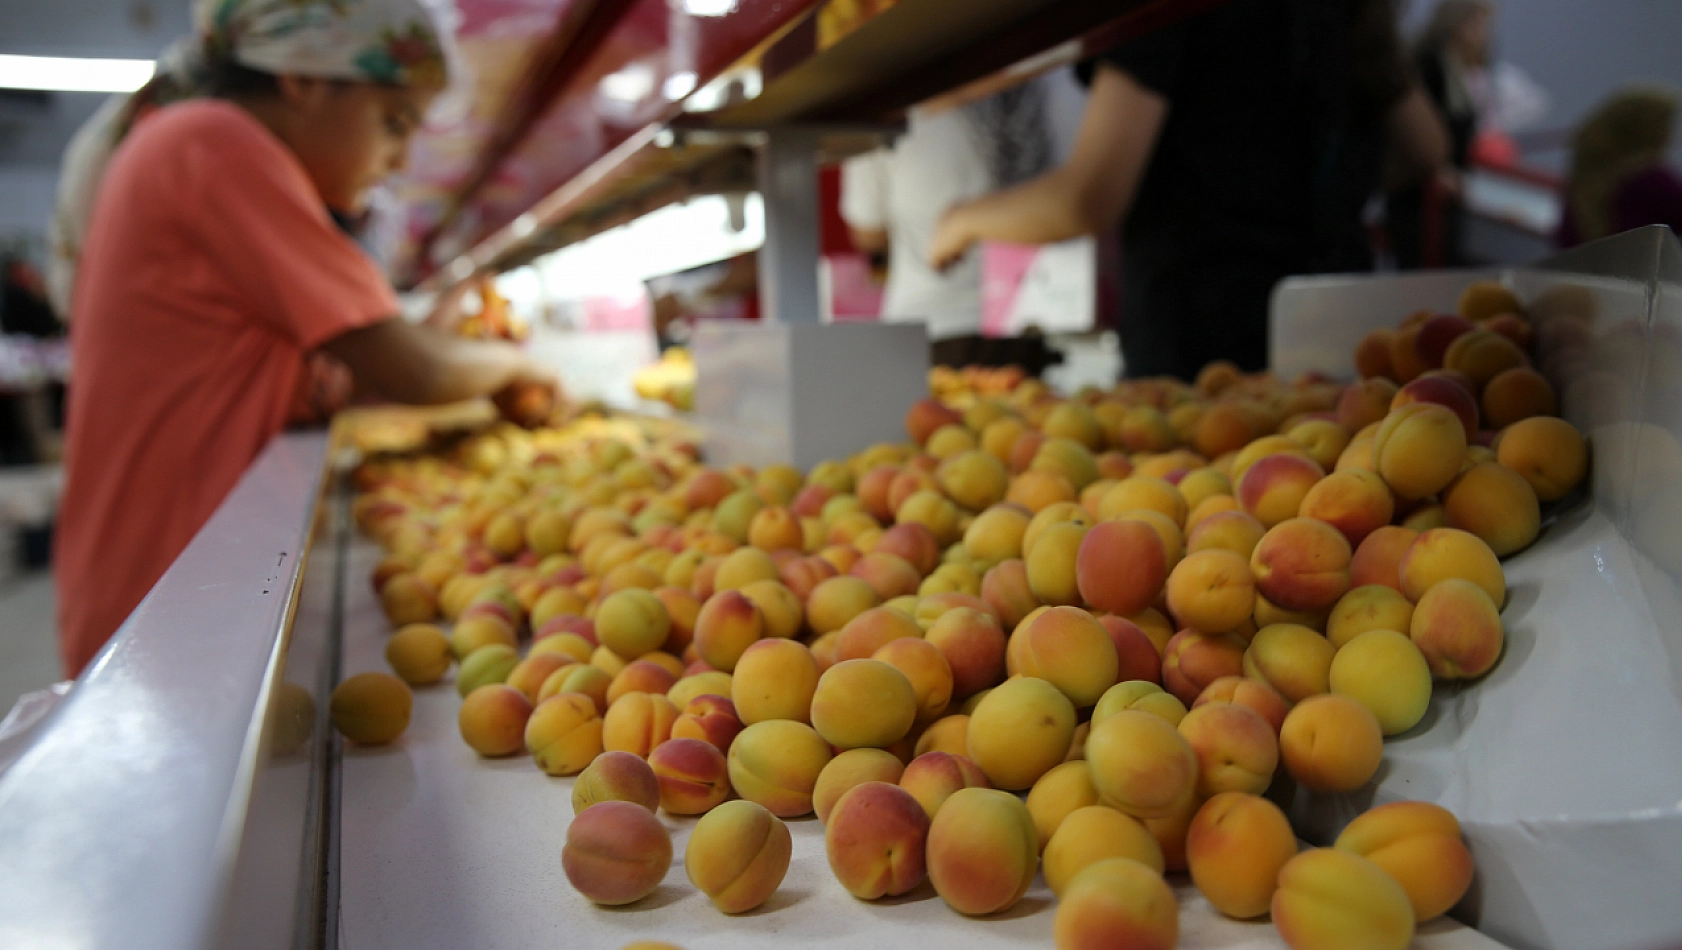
[{"x1": 755, "y1": 127, "x2": 823, "y2": 323}]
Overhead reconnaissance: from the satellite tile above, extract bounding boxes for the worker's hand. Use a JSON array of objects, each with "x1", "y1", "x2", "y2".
[
  {"x1": 928, "y1": 206, "x2": 976, "y2": 272},
  {"x1": 492, "y1": 360, "x2": 564, "y2": 428},
  {"x1": 422, "y1": 280, "x2": 476, "y2": 333}
]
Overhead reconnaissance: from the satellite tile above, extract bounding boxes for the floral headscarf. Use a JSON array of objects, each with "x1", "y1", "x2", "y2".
[{"x1": 46, "y1": 0, "x2": 451, "y2": 317}]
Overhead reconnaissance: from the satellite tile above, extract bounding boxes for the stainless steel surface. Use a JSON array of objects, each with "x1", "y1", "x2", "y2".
[
  {"x1": 756, "y1": 127, "x2": 824, "y2": 324},
  {"x1": 0, "y1": 432, "x2": 333, "y2": 950},
  {"x1": 1273, "y1": 227, "x2": 1682, "y2": 950}
]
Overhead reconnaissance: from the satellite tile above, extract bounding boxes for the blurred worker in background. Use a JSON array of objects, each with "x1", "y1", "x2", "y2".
[
  {"x1": 52, "y1": 0, "x2": 555, "y2": 677},
  {"x1": 929, "y1": 0, "x2": 1448, "y2": 381},
  {"x1": 1556, "y1": 86, "x2": 1682, "y2": 248},
  {"x1": 841, "y1": 70, "x2": 1085, "y2": 373}
]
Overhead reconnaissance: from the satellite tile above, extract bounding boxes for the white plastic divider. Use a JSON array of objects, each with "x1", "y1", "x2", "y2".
[{"x1": 1271, "y1": 227, "x2": 1682, "y2": 950}]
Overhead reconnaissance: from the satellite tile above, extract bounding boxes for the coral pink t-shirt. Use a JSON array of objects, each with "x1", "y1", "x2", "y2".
[{"x1": 57, "y1": 100, "x2": 398, "y2": 676}]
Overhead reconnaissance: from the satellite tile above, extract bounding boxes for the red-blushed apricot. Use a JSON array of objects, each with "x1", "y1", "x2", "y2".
[
  {"x1": 927, "y1": 787, "x2": 1040, "y2": 915},
  {"x1": 1243, "y1": 623, "x2": 1335, "y2": 704},
  {"x1": 914, "y1": 713, "x2": 971, "y2": 758},
  {"x1": 1338, "y1": 379, "x2": 1400, "y2": 432},
  {"x1": 1161, "y1": 629, "x2": 1247, "y2": 705},
  {"x1": 1166, "y1": 549, "x2": 1256, "y2": 634},
  {"x1": 1496, "y1": 416, "x2": 1587, "y2": 501},
  {"x1": 573, "y1": 750, "x2": 661, "y2": 814},
  {"x1": 1335, "y1": 801, "x2": 1475, "y2": 921},
  {"x1": 667, "y1": 669, "x2": 732, "y2": 709},
  {"x1": 1251, "y1": 518, "x2": 1352, "y2": 613},
  {"x1": 807, "y1": 576, "x2": 881, "y2": 635},
  {"x1": 1398, "y1": 527, "x2": 1505, "y2": 607},
  {"x1": 1331, "y1": 629, "x2": 1432, "y2": 734},
  {"x1": 1481, "y1": 366, "x2": 1556, "y2": 428},
  {"x1": 924, "y1": 606, "x2": 1007, "y2": 697},
  {"x1": 602, "y1": 691, "x2": 678, "y2": 757},
  {"x1": 982, "y1": 558, "x2": 1041, "y2": 630},
  {"x1": 834, "y1": 605, "x2": 921, "y2": 663},
  {"x1": 1094, "y1": 680, "x2": 1188, "y2": 728},
  {"x1": 648, "y1": 736, "x2": 732, "y2": 815},
  {"x1": 669, "y1": 693, "x2": 743, "y2": 753},
  {"x1": 966, "y1": 675, "x2": 1077, "y2": 789},
  {"x1": 1356, "y1": 328, "x2": 1396, "y2": 378},
  {"x1": 1298, "y1": 468, "x2": 1394, "y2": 549},
  {"x1": 738, "y1": 578, "x2": 804, "y2": 639},
  {"x1": 822, "y1": 781, "x2": 931, "y2": 900},
  {"x1": 562, "y1": 801, "x2": 672, "y2": 906},
  {"x1": 1098, "y1": 614, "x2": 1164, "y2": 684},
  {"x1": 1196, "y1": 402, "x2": 1258, "y2": 458},
  {"x1": 1053, "y1": 857, "x2": 1179, "y2": 950},
  {"x1": 1186, "y1": 509, "x2": 1267, "y2": 559},
  {"x1": 1014, "y1": 606, "x2": 1120, "y2": 707},
  {"x1": 1415, "y1": 314, "x2": 1475, "y2": 369},
  {"x1": 873, "y1": 637, "x2": 955, "y2": 723},
  {"x1": 1186, "y1": 792, "x2": 1297, "y2": 918},
  {"x1": 1392, "y1": 374, "x2": 1478, "y2": 439},
  {"x1": 727, "y1": 719, "x2": 832, "y2": 817},
  {"x1": 1188, "y1": 493, "x2": 1244, "y2": 530},
  {"x1": 1026, "y1": 760, "x2": 1101, "y2": 849},
  {"x1": 1272, "y1": 849, "x2": 1415, "y2": 950},
  {"x1": 730, "y1": 638, "x2": 819, "y2": 725},
  {"x1": 691, "y1": 589, "x2": 765, "y2": 672},
  {"x1": 538, "y1": 663, "x2": 611, "y2": 713},
  {"x1": 530, "y1": 630, "x2": 594, "y2": 664},
  {"x1": 1410, "y1": 578, "x2": 1505, "y2": 679},
  {"x1": 899, "y1": 750, "x2": 992, "y2": 819},
  {"x1": 606, "y1": 660, "x2": 679, "y2": 706},
  {"x1": 907, "y1": 397, "x2": 963, "y2": 445},
  {"x1": 1178, "y1": 701, "x2": 1278, "y2": 796},
  {"x1": 686, "y1": 798, "x2": 793, "y2": 913},
  {"x1": 1237, "y1": 453, "x2": 1325, "y2": 528},
  {"x1": 1076, "y1": 519, "x2": 1169, "y2": 616},
  {"x1": 1086, "y1": 709, "x2": 1198, "y2": 820},
  {"x1": 1279, "y1": 695, "x2": 1384, "y2": 793},
  {"x1": 813, "y1": 748, "x2": 906, "y2": 824},
  {"x1": 1350, "y1": 526, "x2": 1416, "y2": 592},
  {"x1": 1443, "y1": 461, "x2": 1541, "y2": 556}
]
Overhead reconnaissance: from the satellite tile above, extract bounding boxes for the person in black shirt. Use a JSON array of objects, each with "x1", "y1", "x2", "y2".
[{"x1": 929, "y1": 0, "x2": 1448, "y2": 381}]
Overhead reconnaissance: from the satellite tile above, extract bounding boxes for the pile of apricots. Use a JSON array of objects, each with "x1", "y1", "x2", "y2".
[{"x1": 337, "y1": 280, "x2": 1586, "y2": 950}]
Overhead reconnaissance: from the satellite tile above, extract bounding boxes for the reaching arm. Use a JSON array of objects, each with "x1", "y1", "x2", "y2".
[
  {"x1": 929, "y1": 65, "x2": 1168, "y2": 269},
  {"x1": 322, "y1": 317, "x2": 554, "y2": 406},
  {"x1": 1383, "y1": 84, "x2": 1451, "y2": 189}
]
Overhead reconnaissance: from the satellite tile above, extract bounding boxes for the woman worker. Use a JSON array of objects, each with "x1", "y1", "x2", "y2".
[
  {"x1": 54, "y1": 0, "x2": 555, "y2": 676},
  {"x1": 929, "y1": 0, "x2": 1448, "y2": 381}
]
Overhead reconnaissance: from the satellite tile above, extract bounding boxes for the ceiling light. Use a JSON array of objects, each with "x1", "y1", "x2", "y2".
[
  {"x1": 599, "y1": 64, "x2": 655, "y2": 104},
  {"x1": 0, "y1": 54, "x2": 155, "y2": 93},
  {"x1": 683, "y1": 0, "x2": 736, "y2": 16},
  {"x1": 662, "y1": 71, "x2": 697, "y2": 101}
]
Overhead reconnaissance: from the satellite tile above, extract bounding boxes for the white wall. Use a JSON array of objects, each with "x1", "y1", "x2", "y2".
[{"x1": 0, "y1": 168, "x2": 60, "y2": 258}]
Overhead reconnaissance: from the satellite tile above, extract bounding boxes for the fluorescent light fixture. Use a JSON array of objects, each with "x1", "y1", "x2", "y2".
[
  {"x1": 683, "y1": 0, "x2": 736, "y2": 16},
  {"x1": 662, "y1": 71, "x2": 697, "y2": 101},
  {"x1": 599, "y1": 64, "x2": 655, "y2": 103},
  {"x1": 0, "y1": 54, "x2": 155, "y2": 93},
  {"x1": 511, "y1": 214, "x2": 537, "y2": 239}
]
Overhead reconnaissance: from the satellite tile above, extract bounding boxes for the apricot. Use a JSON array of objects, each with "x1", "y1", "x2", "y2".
[
  {"x1": 450, "y1": 615, "x2": 516, "y2": 662},
  {"x1": 1459, "y1": 280, "x2": 1523, "y2": 320},
  {"x1": 1350, "y1": 526, "x2": 1416, "y2": 592},
  {"x1": 1236, "y1": 453, "x2": 1324, "y2": 528},
  {"x1": 1480, "y1": 366, "x2": 1555, "y2": 428},
  {"x1": 738, "y1": 579, "x2": 804, "y2": 640},
  {"x1": 692, "y1": 589, "x2": 765, "y2": 672},
  {"x1": 1011, "y1": 606, "x2": 1119, "y2": 706},
  {"x1": 1243, "y1": 624, "x2": 1334, "y2": 704},
  {"x1": 606, "y1": 660, "x2": 678, "y2": 706},
  {"x1": 573, "y1": 750, "x2": 662, "y2": 814},
  {"x1": 381, "y1": 573, "x2": 438, "y2": 626},
  {"x1": 1025, "y1": 760, "x2": 1102, "y2": 849},
  {"x1": 1288, "y1": 420, "x2": 1353, "y2": 472},
  {"x1": 1392, "y1": 373, "x2": 1478, "y2": 439},
  {"x1": 1335, "y1": 800, "x2": 1475, "y2": 921},
  {"x1": 1371, "y1": 403, "x2": 1467, "y2": 500},
  {"x1": 1279, "y1": 695, "x2": 1383, "y2": 792},
  {"x1": 1410, "y1": 578, "x2": 1505, "y2": 679},
  {"x1": 813, "y1": 748, "x2": 907, "y2": 823},
  {"x1": 1297, "y1": 468, "x2": 1394, "y2": 549},
  {"x1": 1272, "y1": 849, "x2": 1414, "y2": 950},
  {"x1": 807, "y1": 576, "x2": 881, "y2": 635},
  {"x1": 1161, "y1": 629, "x2": 1247, "y2": 705},
  {"x1": 602, "y1": 692, "x2": 678, "y2": 757},
  {"x1": 747, "y1": 505, "x2": 804, "y2": 552},
  {"x1": 1496, "y1": 416, "x2": 1587, "y2": 501},
  {"x1": 670, "y1": 692, "x2": 743, "y2": 753},
  {"x1": 926, "y1": 787, "x2": 1040, "y2": 915},
  {"x1": 938, "y1": 449, "x2": 1011, "y2": 511},
  {"x1": 1098, "y1": 614, "x2": 1164, "y2": 684},
  {"x1": 965, "y1": 676, "x2": 1076, "y2": 790},
  {"x1": 906, "y1": 396, "x2": 963, "y2": 444},
  {"x1": 730, "y1": 638, "x2": 818, "y2": 725},
  {"x1": 648, "y1": 735, "x2": 731, "y2": 814},
  {"x1": 1250, "y1": 518, "x2": 1351, "y2": 613},
  {"x1": 898, "y1": 750, "x2": 991, "y2": 819},
  {"x1": 1097, "y1": 477, "x2": 1188, "y2": 525},
  {"x1": 1178, "y1": 701, "x2": 1278, "y2": 797},
  {"x1": 525, "y1": 692, "x2": 604, "y2": 775},
  {"x1": 591, "y1": 644, "x2": 629, "y2": 679},
  {"x1": 875, "y1": 521, "x2": 941, "y2": 575},
  {"x1": 1076, "y1": 519, "x2": 1169, "y2": 616},
  {"x1": 455, "y1": 644, "x2": 519, "y2": 697},
  {"x1": 667, "y1": 669, "x2": 732, "y2": 709},
  {"x1": 1337, "y1": 379, "x2": 1399, "y2": 432},
  {"x1": 964, "y1": 505, "x2": 1032, "y2": 568},
  {"x1": 1398, "y1": 527, "x2": 1505, "y2": 607},
  {"x1": 1196, "y1": 402, "x2": 1257, "y2": 458},
  {"x1": 1085, "y1": 710, "x2": 1198, "y2": 820},
  {"x1": 562, "y1": 801, "x2": 672, "y2": 906},
  {"x1": 1327, "y1": 585, "x2": 1415, "y2": 649},
  {"x1": 1094, "y1": 679, "x2": 1188, "y2": 727},
  {"x1": 1329, "y1": 628, "x2": 1432, "y2": 737},
  {"x1": 1044, "y1": 804, "x2": 1164, "y2": 899},
  {"x1": 981, "y1": 558, "x2": 1040, "y2": 630},
  {"x1": 1141, "y1": 787, "x2": 1201, "y2": 873},
  {"x1": 1443, "y1": 461, "x2": 1541, "y2": 556},
  {"x1": 1186, "y1": 509, "x2": 1266, "y2": 559},
  {"x1": 727, "y1": 719, "x2": 832, "y2": 817},
  {"x1": 1186, "y1": 792, "x2": 1297, "y2": 919},
  {"x1": 713, "y1": 546, "x2": 779, "y2": 593},
  {"x1": 1165, "y1": 549, "x2": 1255, "y2": 634},
  {"x1": 1031, "y1": 437, "x2": 1102, "y2": 491},
  {"x1": 530, "y1": 631, "x2": 593, "y2": 664},
  {"x1": 914, "y1": 713, "x2": 971, "y2": 758},
  {"x1": 1026, "y1": 520, "x2": 1087, "y2": 606},
  {"x1": 834, "y1": 604, "x2": 922, "y2": 662},
  {"x1": 540, "y1": 663, "x2": 610, "y2": 713},
  {"x1": 897, "y1": 489, "x2": 963, "y2": 546},
  {"x1": 385, "y1": 624, "x2": 452, "y2": 686},
  {"x1": 1187, "y1": 493, "x2": 1243, "y2": 529},
  {"x1": 330, "y1": 672, "x2": 412, "y2": 745},
  {"x1": 1054, "y1": 857, "x2": 1179, "y2": 950},
  {"x1": 686, "y1": 799, "x2": 793, "y2": 913},
  {"x1": 823, "y1": 781, "x2": 931, "y2": 900},
  {"x1": 923, "y1": 605, "x2": 1007, "y2": 697},
  {"x1": 807, "y1": 658, "x2": 918, "y2": 750},
  {"x1": 872, "y1": 637, "x2": 955, "y2": 723},
  {"x1": 1444, "y1": 328, "x2": 1527, "y2": 389}
]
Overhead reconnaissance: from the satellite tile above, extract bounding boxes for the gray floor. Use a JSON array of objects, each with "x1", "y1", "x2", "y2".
[{"x1": 0, "y1": 571, "x2": 62, "y2": 716}]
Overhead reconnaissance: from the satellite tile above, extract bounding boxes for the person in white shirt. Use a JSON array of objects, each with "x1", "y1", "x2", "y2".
[{"x1": 840, "y1": 70, "x2": 1084, "y2": 368}]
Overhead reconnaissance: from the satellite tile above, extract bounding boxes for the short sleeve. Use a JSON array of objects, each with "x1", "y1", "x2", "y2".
[
  {"x1": 840, "y1": 150, "x2": 891, "y2": 231},
  {"x1": 182, "y1": 106, "x2": 399, "y2": 349},
  {"x1": 1075, "y1": 18, "x2": 1191, "y2": 99}
]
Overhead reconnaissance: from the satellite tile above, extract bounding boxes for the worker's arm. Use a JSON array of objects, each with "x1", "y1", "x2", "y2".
[
  {"x1": 929, "y1": 65, "x2": 1168, "y2": 270},
  {"x1": 322, "y1": 317, "x2": 554, "y2": 405},
  {"x1": 849, "y1": 227, "x2": 889, "y2": 254},
  {"x1": 1383, "y1": 85, "x2": 1451, "y2": 189}
]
